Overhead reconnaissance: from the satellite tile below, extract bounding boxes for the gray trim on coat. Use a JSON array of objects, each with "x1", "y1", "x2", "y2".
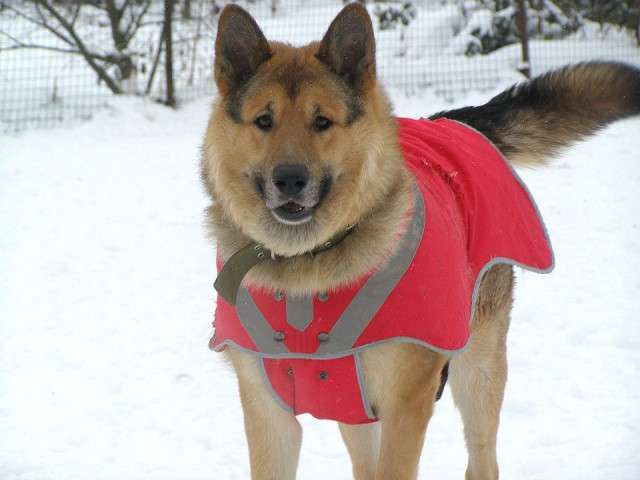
[
  {"x1": 315, "y1": 183, "x2": 425, "y2": 354},
  {"x1": 258, "y1": 359, "x2": 294, "y2": 413},
  {"x1": 286, "y1": 295, "x2": 314, "y2": 331},
  {"x1": 354, "y1": 351, "x2": 377, "y2": 420},
  {"x1": 236, "y1": 287, "x2": 289, "y2": 355},
  {"x1": 213, "y1": 335, "x2": 469, "y2": 359}
]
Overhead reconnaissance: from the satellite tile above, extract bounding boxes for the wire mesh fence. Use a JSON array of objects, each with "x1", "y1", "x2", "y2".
[
  {"x1": 0, "y1": 5, "x2": 114, "y2": 131},
  {"x1": 1, "y1": 0, "x2": 639, "y2": 133}
]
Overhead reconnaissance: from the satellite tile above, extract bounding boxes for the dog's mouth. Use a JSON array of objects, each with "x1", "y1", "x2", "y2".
[
  {"x1": 258, "y1": 173, "x2": 332, "y2": 226},
  {"x1": 271, "y1": 201, "x2": 315, "y2": 225}
]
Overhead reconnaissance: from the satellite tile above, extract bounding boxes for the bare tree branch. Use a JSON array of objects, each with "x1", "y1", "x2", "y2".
[
  {"x1": 2, "y1": 2, "x2": 74, "y2": 47},
  {"x1": 122, "y1": 0, "x2": 135, "y2": 14},
  {"x1": 34, "y1": 0, "x2": 123, "y2": 94},
  {"x1": 124, "y1": 0, "x2": 153, "y2": 44},
  {"x1": 145, "y1": 22, "x2": 165, "y2": 95},
  {"x1": 0, "y1": 31, "x2": 119, "y2": 64},
  {"x1": 70, "y1": 2, "x2": 82, "y2": 29},
  {"x1": 2, "y1": 0, "x2": 157, "y2": 96}
]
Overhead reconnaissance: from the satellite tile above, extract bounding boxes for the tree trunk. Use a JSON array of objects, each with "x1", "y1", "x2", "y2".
[
  {"x1": 182, "y1": 0, "x2": 192, "y2": 20},
  {"x1": 104, "y1": 0, "x2": 136, "y2": 88}
]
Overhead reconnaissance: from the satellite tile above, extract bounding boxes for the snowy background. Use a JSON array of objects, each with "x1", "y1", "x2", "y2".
[
  {"x1": 2, "y1": 0, "x2": 640, "y2": 131},
  {"x1": 2, "y1": 1, "x2": 640, "y2": 479}
]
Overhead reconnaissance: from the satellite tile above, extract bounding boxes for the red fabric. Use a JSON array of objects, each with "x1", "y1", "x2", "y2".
[
  {"x1": 262, "y1": 356, "x2": 376, "y2": 423},
  {"x1": 211, "y1": 117, "x2": 553, "y2": 424}
]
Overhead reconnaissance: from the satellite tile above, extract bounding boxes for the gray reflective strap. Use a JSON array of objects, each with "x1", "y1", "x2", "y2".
[
  {"x1": 259, "y1": 358, "x2": 294, "y2": 413},
  {"x1": 354, "y1": 352, "x2": 377, "y2": 420},
  {"x1": 236, "y1": 287, "x2": 290, "y2": 354},
  {"x1": 286, "y1": 295, "x2": 314, "y2": 331},
  {"x1": 315, "y1": 184, "x2": 426, "y2": 354}
]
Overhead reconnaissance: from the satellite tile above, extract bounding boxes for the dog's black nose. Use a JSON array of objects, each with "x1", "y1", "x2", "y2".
[{"x1": 272, "y1": 164, "x2": 309, "y2": 196}]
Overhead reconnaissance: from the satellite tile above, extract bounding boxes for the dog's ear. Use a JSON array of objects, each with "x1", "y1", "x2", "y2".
[
  {"x1": 214, "y1": 5, "x2": 271, "y2": 95},
  {"x1": 316, "y1": 3, "x2": 376, "y2": 90}
]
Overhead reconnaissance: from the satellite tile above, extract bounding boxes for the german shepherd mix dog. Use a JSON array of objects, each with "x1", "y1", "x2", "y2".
[{"x1": 201, "y1": 3, "x2": 640, "y2": 479}]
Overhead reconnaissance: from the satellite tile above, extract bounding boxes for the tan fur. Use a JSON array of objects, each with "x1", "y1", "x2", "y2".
[
  {"x1": 339, "y1": 422, "x2": 380, "y2": 479},
  {"x1": 450, "y1": 266, "x2": 513, "y2": 480},
  {"x1": 202, "y1": 4, "x2": 637, "y2": 479},
  {"x1": 227, "y1": 349, "x2": 303, "y2": 480}
]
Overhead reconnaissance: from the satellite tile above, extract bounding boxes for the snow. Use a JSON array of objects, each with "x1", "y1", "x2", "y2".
[
  {"x1": 2, "y1": 77, "x2": 640, "y2": 478},
  {"x1": 446, "y1": 7, "x2": 493, "y2": 57}
]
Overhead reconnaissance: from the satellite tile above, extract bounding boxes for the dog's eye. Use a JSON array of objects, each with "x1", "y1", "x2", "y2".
[
  {"x1": 255, "y1": 114, "x2": 273, "y2": 131},
  {"x1": 313, "y1": 116, "x2": 333, "y2": 132}
]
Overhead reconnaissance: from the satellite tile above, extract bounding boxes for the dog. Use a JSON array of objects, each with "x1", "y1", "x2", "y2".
[{"x1": 200, "y1": 3, "x2": 640, "y2": 479}]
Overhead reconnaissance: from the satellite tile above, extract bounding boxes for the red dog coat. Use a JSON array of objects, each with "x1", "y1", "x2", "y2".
[{"x1": 210, "y1": 117, "x2": 554, "y2": 424}]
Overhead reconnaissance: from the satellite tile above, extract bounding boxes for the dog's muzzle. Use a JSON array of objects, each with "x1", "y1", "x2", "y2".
[{"x1": 256, "y1": 165, "x2": 332, "y2": 226}]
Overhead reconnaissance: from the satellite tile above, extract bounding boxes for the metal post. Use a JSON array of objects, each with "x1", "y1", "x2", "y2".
[
  {"x1": 164, "y1": 0, "x2": 176, "y2": 107},
  {"x1": 516, "y1": 0, "x2": 531, "y2": 78}
]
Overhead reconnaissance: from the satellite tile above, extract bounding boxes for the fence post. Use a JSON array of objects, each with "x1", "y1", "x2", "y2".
[
  {"x1": 516, "y1": 0, "x2": 531, "y2": 78},
  {"x1": 164, "y1": 0, "x2": 176, "y2": 107},
  {"x1": 145, "y1": 24, "x2": 165, "y2": 95}
]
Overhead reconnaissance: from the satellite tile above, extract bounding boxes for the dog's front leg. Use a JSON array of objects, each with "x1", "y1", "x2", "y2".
[
  {"x1": 361, "y1": 343, "x2": 447, "y2": 480},
  {"x1": 227, "y1": 349, "x2": 302, "y2": 480},
  {"x1": 339, "y1": 422, "x2": 381, "y2": 479}
]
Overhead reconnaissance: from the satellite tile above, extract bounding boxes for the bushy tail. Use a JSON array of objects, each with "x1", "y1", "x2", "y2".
[{"x1": 431, "y1": 62, "x2": 640, "y2": 166}]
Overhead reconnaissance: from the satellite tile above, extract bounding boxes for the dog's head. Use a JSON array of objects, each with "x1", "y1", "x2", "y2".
[{"x1": 202, "y1": 4, "x2": 401, "y2": 256}]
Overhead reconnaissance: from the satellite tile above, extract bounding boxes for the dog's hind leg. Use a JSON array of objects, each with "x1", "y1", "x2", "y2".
[
  {"x1": 449, "y1": 265, "x2": 514, "y2": 480},
  {"x1": 339, "y1": 422, "x2": 380, "y2": 480},
  {"x1": 228, "y1": 349, "x2": 302, "y2": 480}
]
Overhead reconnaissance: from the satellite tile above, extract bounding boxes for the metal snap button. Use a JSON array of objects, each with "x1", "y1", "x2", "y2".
[
  {"x1": 273, "y1": 331, "x2": 285, "y2": 342},
  {"x1": 287, "y1": 367, "x2": 294, "y2": 376},
  {"x1": 317, "y1": 332, "x2": 330, "y2": 343},
  {"x1": 318, "y1": 292, "x2": 329, "y2": 302},
  {"x1": 319, "y1": 371, "x2": 329, "y2": 380},
  {"x1": 273, "y1": 290, "x2": 284, "y2": 301}
]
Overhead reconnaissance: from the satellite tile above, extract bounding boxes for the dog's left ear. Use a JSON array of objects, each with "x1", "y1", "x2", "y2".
[{"x1": 316, "y1": 3, "x2": 376, "y2": 91}]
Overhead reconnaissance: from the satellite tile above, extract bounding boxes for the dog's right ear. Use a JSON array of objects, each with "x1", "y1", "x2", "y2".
[{"x1": 214, "y1": 5, "x2": 271, "y2": 95}]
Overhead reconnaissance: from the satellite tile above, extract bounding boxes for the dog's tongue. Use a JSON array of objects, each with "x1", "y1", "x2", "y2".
[{"x1": 282, "y1": 201, "x2": 304, "y2": 214}]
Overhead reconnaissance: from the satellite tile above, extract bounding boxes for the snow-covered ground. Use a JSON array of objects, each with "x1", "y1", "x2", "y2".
[{"x1": 1, "y1": 82, "x2": 640, "y2": 479}]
